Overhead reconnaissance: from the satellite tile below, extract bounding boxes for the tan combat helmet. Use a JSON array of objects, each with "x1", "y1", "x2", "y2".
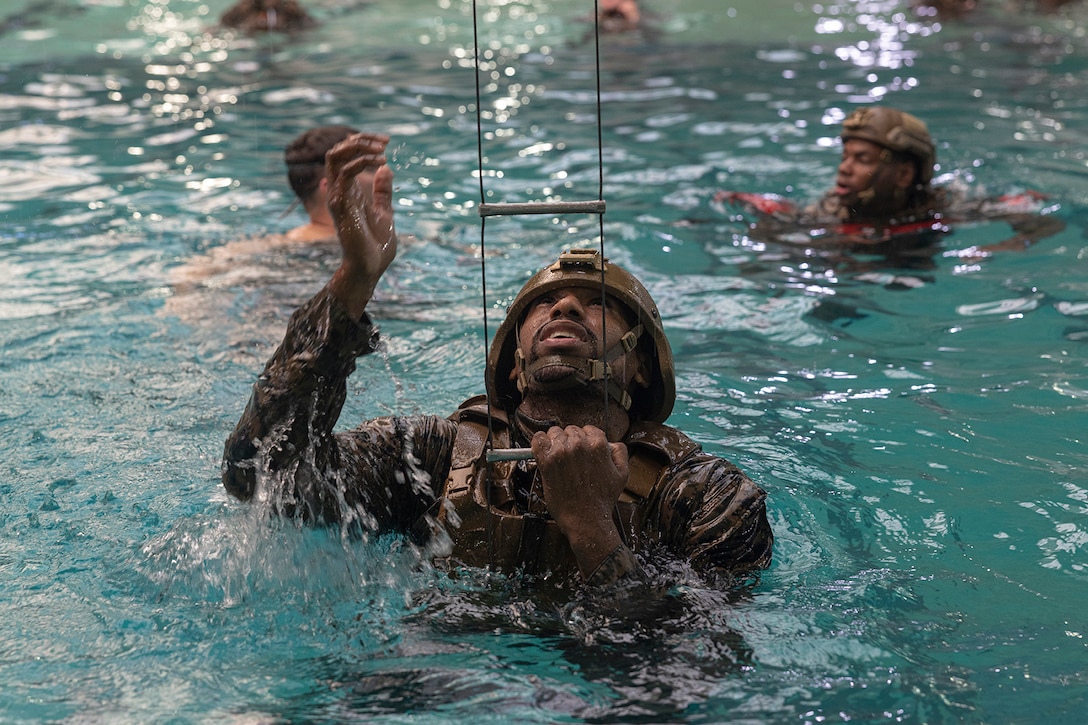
[
  {"x1": 487, "y1": 248, "x2": 676, "y2": 424},
  {"x1": 841, "y1": 106, "x2": 936, "y2": 185}
]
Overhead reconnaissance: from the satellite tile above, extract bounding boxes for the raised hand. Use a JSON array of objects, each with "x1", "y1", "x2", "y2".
[{"x1": 324, "y1": 132, "x2": 397, "y2": 319}]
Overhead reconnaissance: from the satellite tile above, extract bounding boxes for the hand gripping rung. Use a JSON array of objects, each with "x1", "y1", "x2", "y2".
[{"x1": 478, "y1": 200, "x2": 606, "y2": 217}]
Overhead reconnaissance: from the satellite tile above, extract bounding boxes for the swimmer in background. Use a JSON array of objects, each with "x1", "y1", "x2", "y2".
[
  {"x1": 598, "y1": 0, "x2": 642, "y2": 32},
  {"x1": 219, "y1": 0, "x2": 316, "y2": 34},
  {"x1": 715, "y1": 105, "x2": 1065, "y2": 260},
  {"x1": 577, "y1": 0, "x2": 662, "y2": 42},
  {"x1": 171, "y1": 125, "x2": 358, "y2": 284},
  {"x1": 167, "y1": 125, "x2": 359, "y2": 318},
  {"x1": 282, "y1": 125, "x2": 359, "y2": 242}
]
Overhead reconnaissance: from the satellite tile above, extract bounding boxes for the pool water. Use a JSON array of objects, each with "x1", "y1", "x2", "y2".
[{"x1": 3, "y1": 0, "x2": 1088, "y2": 721}]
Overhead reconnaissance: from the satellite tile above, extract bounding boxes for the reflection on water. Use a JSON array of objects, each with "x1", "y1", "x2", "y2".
[{"x1": 3, "y1": 0, "x2": 1088, "y2": 721}]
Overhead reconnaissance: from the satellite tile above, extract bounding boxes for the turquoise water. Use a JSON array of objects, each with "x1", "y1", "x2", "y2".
[{"x1": 3, "y1": 0, "x2": 1088, "y2": 721}]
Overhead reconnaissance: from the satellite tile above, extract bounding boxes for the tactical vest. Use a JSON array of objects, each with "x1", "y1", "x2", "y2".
[{"x1": 426, "y1": 395, "x2": 700, "y2": 577}]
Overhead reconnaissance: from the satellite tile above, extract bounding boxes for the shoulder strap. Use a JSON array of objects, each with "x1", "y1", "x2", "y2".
[
  {"x1": 447, "y1": 395, "x2": 510, "y2": 468},
  {"x1": 626, "y1": 421, "x2": 701, "y2": 464}
]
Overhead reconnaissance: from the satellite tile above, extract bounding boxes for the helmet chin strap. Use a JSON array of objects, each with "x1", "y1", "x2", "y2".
[{"x1": 515, "y1": 324, "x2": 643, "y2": 411}]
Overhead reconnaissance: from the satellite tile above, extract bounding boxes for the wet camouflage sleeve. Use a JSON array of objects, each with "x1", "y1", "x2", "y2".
[
  {"x1": 221, "y1": 285, "x2": 457, "y2": 530},
  {"x1": 648, "y1": 452, "x2": 773, "y2": 579}
]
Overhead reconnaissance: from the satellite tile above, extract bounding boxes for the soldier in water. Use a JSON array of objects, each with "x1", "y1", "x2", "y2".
[
  {"x1": 717, "y1": 105, "x2": 1064, "y2": 260},
  {"x1": 221, "y1": 133, "x2": 774, "y2": 593}
]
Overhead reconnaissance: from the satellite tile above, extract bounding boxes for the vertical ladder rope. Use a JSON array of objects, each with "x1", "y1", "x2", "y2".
[
  {"x1": 469, "y1": 0, "x2": 496, "y2": 568},
  {"x1": 472, "y1": 2, "x2": 611, "y2": 461},
  {"x1": 592, "y1": 0, "x2": 610, "y2": 430}
]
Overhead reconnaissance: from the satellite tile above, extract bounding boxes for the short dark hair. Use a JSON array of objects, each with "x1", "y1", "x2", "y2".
[
  {"x1": 284, "y1": 125, "x2": 358, "y2": 202},
  {"x1": 220, "y1": 0, "x2": 316, "y2": 33}
]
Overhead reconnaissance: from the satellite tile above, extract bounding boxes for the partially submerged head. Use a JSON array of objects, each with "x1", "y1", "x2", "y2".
[
  {"x1": 598, "y1": 0, "x2": 642, "y2": 32},
  {"x1": 284, "y1": 125, "x2": 359, "y2": 206},
  {"x1": 835, "y1": 106, "x2": 937, "y2": 219},
  {"x1": 487, "y1": 248, "x2": 675, "y2": 424},
  {"x1": 220, "y1": 0, "x2": 316, "y2": 33}
]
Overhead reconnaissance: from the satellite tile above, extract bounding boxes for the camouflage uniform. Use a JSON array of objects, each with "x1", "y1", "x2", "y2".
[{"x1": 223, "y1": 286, "x2": 773, "y2": 587}]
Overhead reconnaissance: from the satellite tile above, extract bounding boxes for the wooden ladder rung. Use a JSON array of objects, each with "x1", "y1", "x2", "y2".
[{"x1": 478, "y1": 200, "x2": 606, "y2": 217}]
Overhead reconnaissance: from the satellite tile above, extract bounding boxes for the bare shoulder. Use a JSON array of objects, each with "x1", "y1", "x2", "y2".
[{"x1": 168, "y1": 233, "x2": 309, "y2": 289}]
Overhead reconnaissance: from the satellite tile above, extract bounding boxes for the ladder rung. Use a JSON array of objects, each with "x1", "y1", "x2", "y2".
[
  {"x1": 486, "y1": 447, "x2": 535, "y2": 462},
  {"x1": 478, "y1": 200, "x2": 606, "y2": 217}
]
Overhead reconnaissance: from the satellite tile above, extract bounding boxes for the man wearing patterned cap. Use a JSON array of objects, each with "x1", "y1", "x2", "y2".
[
  {"x1": 717, "y1": 105, "x2": 1063, "y2": 253},
  {"x1": 805, "y1": 106, "x2": 941, "y2": 225}
]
